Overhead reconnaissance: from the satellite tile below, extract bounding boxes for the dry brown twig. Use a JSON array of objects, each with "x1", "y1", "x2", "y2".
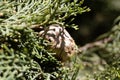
[{"x1": 79, "y1": 37, "x2": 112, "y2": 52}]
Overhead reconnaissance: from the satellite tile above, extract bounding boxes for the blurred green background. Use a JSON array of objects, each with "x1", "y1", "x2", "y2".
[
  {"x1": 66, "y1": 0, "x2": 120, "y2": 45},
  {"x1": 66, "y1": 0, "x2": 120, "y2": 79}
]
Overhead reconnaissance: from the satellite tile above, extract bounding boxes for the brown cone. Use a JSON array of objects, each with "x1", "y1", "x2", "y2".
[{"x1": 39, "y1": 24, "x2": 78, "y2": 61}]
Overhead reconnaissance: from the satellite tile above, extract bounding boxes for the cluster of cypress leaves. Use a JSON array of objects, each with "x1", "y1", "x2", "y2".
[
  {"x1": 94, "y1": 21, "x2": 120, "y2": 80},
  {"x1": 78, "y1": 18, "x2": 120, "y2": 79},
  {"x1": 0, "y1": 0, "x2": 89, "y2": 80},
  {"x1": 0, "y1": 26, "x2": 65, "y2": 80}
]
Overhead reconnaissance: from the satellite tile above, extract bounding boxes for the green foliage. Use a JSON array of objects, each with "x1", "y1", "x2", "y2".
[
  {"x1": 0, "y1": 0, "x2": 90, "y2": 80},
  {"x1": 95, "y1": 57, "x2": 120, "y2": 80},
  {"x1": 1, "y1": 0, "x2": 120, "y2": 80},
  {"x1": 75, "y1": 19, "x2": 120, "y2": 80},
  {"x1": 94, "y1": 21, "x2": 120, "y2": 80},
  {"x1": 0, "y1": 26, "x2": 67, "y2": 80},
  {"x1": 0, "y1": 0, "x2": 90, "y2": 28}
]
